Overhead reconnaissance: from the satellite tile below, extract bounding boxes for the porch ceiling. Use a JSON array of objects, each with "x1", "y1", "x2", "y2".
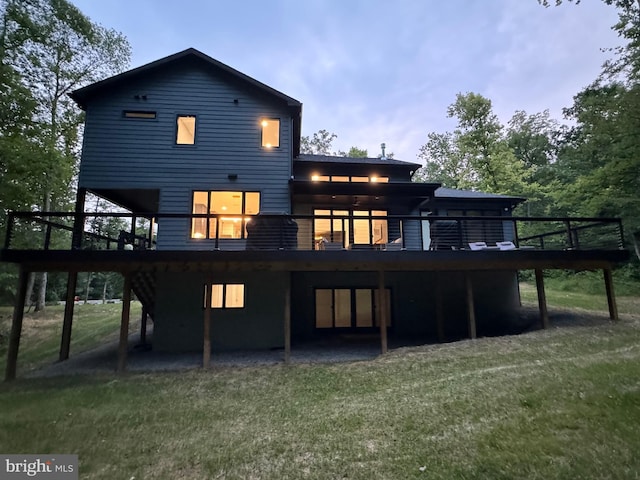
[
  {"x1": 290, "y1": 180, "x2": 440, "y2": 208},
  {"x1": 89, "y1": 188, "x2": 160, "y2": 214}
]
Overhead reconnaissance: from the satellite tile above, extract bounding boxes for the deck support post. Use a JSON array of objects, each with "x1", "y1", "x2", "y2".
[
  {"x1": 284, "y1": 276, "x2": 291, "y2": 364},
  {"x1": 603, "y1": 268, "x2": 618, "y2": 321},
  {"x1": 117, "y1": 274, "x2": 132, "y2": 373},
  {"x1": 378, "y1": 270, "x2": 388, "y2": 354},
  {"x1": 5, "y1": 268, "x2": 29, "y2": 382},
  {"x1": 59, "y1": 271, "x2": 78, "y2": 361},
  {"x1": 140, "y1": 306, "x2": 148, "y2": 345},
  {"x1": 465, "y1": 274, "x2": 477, "y2": 339},
  {"x1": 435, "y1": 275, "x2": 445, "y2": 342},
  {"x1": 535, "y1": 269, "x2": 549, "y2": 329},
  {"x1": 203, "y1": 280, "x2": 212, "y2": 368}
]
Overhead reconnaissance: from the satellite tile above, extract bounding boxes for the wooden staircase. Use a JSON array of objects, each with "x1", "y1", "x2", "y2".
[{"x1": 131, "y1": 271, "x2": 156, "y2": 320}]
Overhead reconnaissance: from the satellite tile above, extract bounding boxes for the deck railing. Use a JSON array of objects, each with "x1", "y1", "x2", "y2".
[{"x1": 2, "y1": 211, "x2": 625, "y2": 253}]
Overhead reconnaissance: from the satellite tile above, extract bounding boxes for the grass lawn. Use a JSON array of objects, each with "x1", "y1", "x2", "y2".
[
  {"x1": 0, "y1": 299, "x2": 639, "y2": 478},
  {"x1": 0, "y1": 302, "x2": 141, "y2": 376}
]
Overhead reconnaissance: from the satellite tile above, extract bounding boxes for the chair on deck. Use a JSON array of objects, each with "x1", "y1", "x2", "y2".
[
  {"x1": 468, "y1": 242, "x2": 488, "y2": 251},
  {"x1": 496, "y1": 241, "x2": 517, "y2": 250}
]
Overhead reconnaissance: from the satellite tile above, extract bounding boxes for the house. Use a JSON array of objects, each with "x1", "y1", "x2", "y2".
[{"x1": 1, "y1": 49, "x2": 628, "y2": 378}]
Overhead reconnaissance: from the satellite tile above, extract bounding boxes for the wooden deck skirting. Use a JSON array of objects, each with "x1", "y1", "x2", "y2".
[{"x1": 1, "y1": 248, "x2": 628, "y2": 380}]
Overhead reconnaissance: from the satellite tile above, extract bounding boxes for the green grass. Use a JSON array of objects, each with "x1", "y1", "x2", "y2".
[
  {"x1": 1, "y1": 284, "x2": 639, "y2": 479},
  {"x1": 0, "y1": 302, "x2": 141, "y2": 375},
  {"x1": 0, "y1": 311, "x2": 639, "y2": 478},
  {"x1": 520, "y1": 282, "x2": 639, "y2": 315}
]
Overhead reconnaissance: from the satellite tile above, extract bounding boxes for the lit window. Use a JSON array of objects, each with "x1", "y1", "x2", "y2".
[
  {"x1": 351, "y1": 176, "x2": 369, "y2": 182},
  {"x1": 176, "y1": 115, "x2": 196, "y2": 144},
  {"x1": 124, "y1": 111, "x2": 156, "y2": 119},
  {"x1": 331, "y1": 176, "x2": 349, "y2": 182},
  {"x1": 370, "y1": 176, "x2": 389, "y2": 183},
  {"x1": 204, "y1": 284, "x2": 245, "y2": 309},
  {"x1": 191, "y1": 191, "x2": 260, "y2": 239},
  {"x1": 261, "y1": 118, "x2": 280, "y2": 148}
]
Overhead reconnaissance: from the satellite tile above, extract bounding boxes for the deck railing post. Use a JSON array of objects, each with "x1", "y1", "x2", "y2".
[
  {"x1": 456, "y1": 219, "x2": 464, "y2": 250},
  {"x1": 565, "y1": 220, "x2": 575, "y2": 249},
  {"x1": 44, "y1": 223, "x2": 52, "y2": 250},
  {"x1": 72, "y1": 188, "x2": 86, "y2": 250}
]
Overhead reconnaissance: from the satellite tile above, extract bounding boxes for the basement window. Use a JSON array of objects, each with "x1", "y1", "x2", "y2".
[
  {"x1": 261, "y1": 118, "x2": 280, "y2": 148},
  {"x1": 204, "y1": 284, "x2": 245, "y2": 309},
  {"x1": 176, "y1": 115, "x2": 196, "y2": 144}
]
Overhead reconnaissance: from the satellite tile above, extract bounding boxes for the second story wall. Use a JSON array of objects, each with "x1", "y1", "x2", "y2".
[{"x1": 77, "y1": 58, "x2": 295, "y2": 249}]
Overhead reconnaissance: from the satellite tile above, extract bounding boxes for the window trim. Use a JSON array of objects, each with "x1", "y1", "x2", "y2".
[
  {"x1": 176, "y1": 114, "x2": 197, "y2": 145},
  {"x1": 203, "y1": 283, "x2": 246, "y2": 309},
  {"x1": 123, "y1": 110, "x2": 157, "y2": 119},
  {"x1": 191, "y1": 190, "x2": 261, "y2": 240}
]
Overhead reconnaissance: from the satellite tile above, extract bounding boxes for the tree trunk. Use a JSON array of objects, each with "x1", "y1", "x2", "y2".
[
  {"x1": 102, "y1": 277, "x2": 108, "y2": 304},
  {"x1": 35, "y1": 192, "x2": 52, "y2": 312},
  {"x1": 633, "y1": 231, "x2": 640, "y2": 262},
  {"x1": 84, "y1": 272, "x2": 93, "y2": 304},
  {"x1": 25, "y1": 271, "x2": 36, "y2": 313},
  {"x1": 35, "y1": 271, "x2": 47, "y2": 311}
]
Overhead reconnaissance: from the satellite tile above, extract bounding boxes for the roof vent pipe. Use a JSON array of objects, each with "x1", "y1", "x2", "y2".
[{"x1": 380, "y1": 142, "x2": 386, "y2": 160}]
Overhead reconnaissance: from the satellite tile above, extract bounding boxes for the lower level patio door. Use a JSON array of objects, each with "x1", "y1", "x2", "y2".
[{"x1": 315, "y1": 288, "x2": 391, "y2": 330}]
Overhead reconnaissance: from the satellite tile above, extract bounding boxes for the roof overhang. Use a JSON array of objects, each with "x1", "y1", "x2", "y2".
[{"x1": 290, "y1": 179, "x2": 441, "y2": 208}]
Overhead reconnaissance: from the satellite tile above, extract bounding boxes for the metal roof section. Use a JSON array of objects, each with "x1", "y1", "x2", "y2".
[
  {"x1": 296, "y1": 154, "x2": 421, "y2": 169},
  {"x1": 434, "y1": 187, "x2": 526, "y2": 203}
]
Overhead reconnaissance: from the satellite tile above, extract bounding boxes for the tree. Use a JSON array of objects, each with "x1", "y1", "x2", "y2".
[
  {"x1": 300, "y1": 129, "x2": 338, "y2": 155},
  {"x1": 554, "y1": 83, "x2": 640, "y2": 258},
  {"x1": 0, "y1": 0, "x2": 130, "y2": 309},
  {"x1": 346, "y1": 146, "x2": 368, "y2": 158},
  {"x1": 416, "y1": 93, "x2": 528, "y2": 196}
]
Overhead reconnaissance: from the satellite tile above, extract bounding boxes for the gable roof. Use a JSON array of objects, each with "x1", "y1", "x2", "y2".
[{"x1": 70, "y1": 48, "x2": 303, "y2": 154}]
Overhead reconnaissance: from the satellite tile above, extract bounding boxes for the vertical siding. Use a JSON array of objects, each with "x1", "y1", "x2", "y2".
[{"x1": 78, "y1": 63, "x2": 293, "y2": 250}]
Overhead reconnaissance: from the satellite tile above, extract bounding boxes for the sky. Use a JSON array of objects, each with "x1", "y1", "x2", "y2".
[{"x1": 70, "y1": 0, "x2": 621, "y2": 163}]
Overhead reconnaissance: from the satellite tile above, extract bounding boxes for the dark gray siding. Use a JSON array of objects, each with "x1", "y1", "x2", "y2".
[
  {"x1": 78, "y1": 64, "x2": 292, "y2": 250},
  {"x1": 291, "y1": 270, "x2": 523, "y2": 342},
  {"x1": 153, "y1": 271, "x2": 288, "y2": 352}
]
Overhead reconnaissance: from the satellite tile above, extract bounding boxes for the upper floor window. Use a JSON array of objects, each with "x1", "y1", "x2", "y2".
[
  {"x1": 176, "y1": 115, "x2": 196, "y2": 144},
  {"x1": 261, "y1": 118, "x2": 280, "y2": 148},
  {"x1": 124, "y1": 111, "x2": 156, "y2": 119},
  {"x1": 191, "y1": 191, "x2": 260, "y2": 239},
  {"x1": 310, "y1": 174, "x2": 389, "y2": 183}
]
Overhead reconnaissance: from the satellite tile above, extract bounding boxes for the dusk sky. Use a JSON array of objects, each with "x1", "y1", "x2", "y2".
[{"x1": 71, "y1": 0, "x2": 620, "y2": 162}]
